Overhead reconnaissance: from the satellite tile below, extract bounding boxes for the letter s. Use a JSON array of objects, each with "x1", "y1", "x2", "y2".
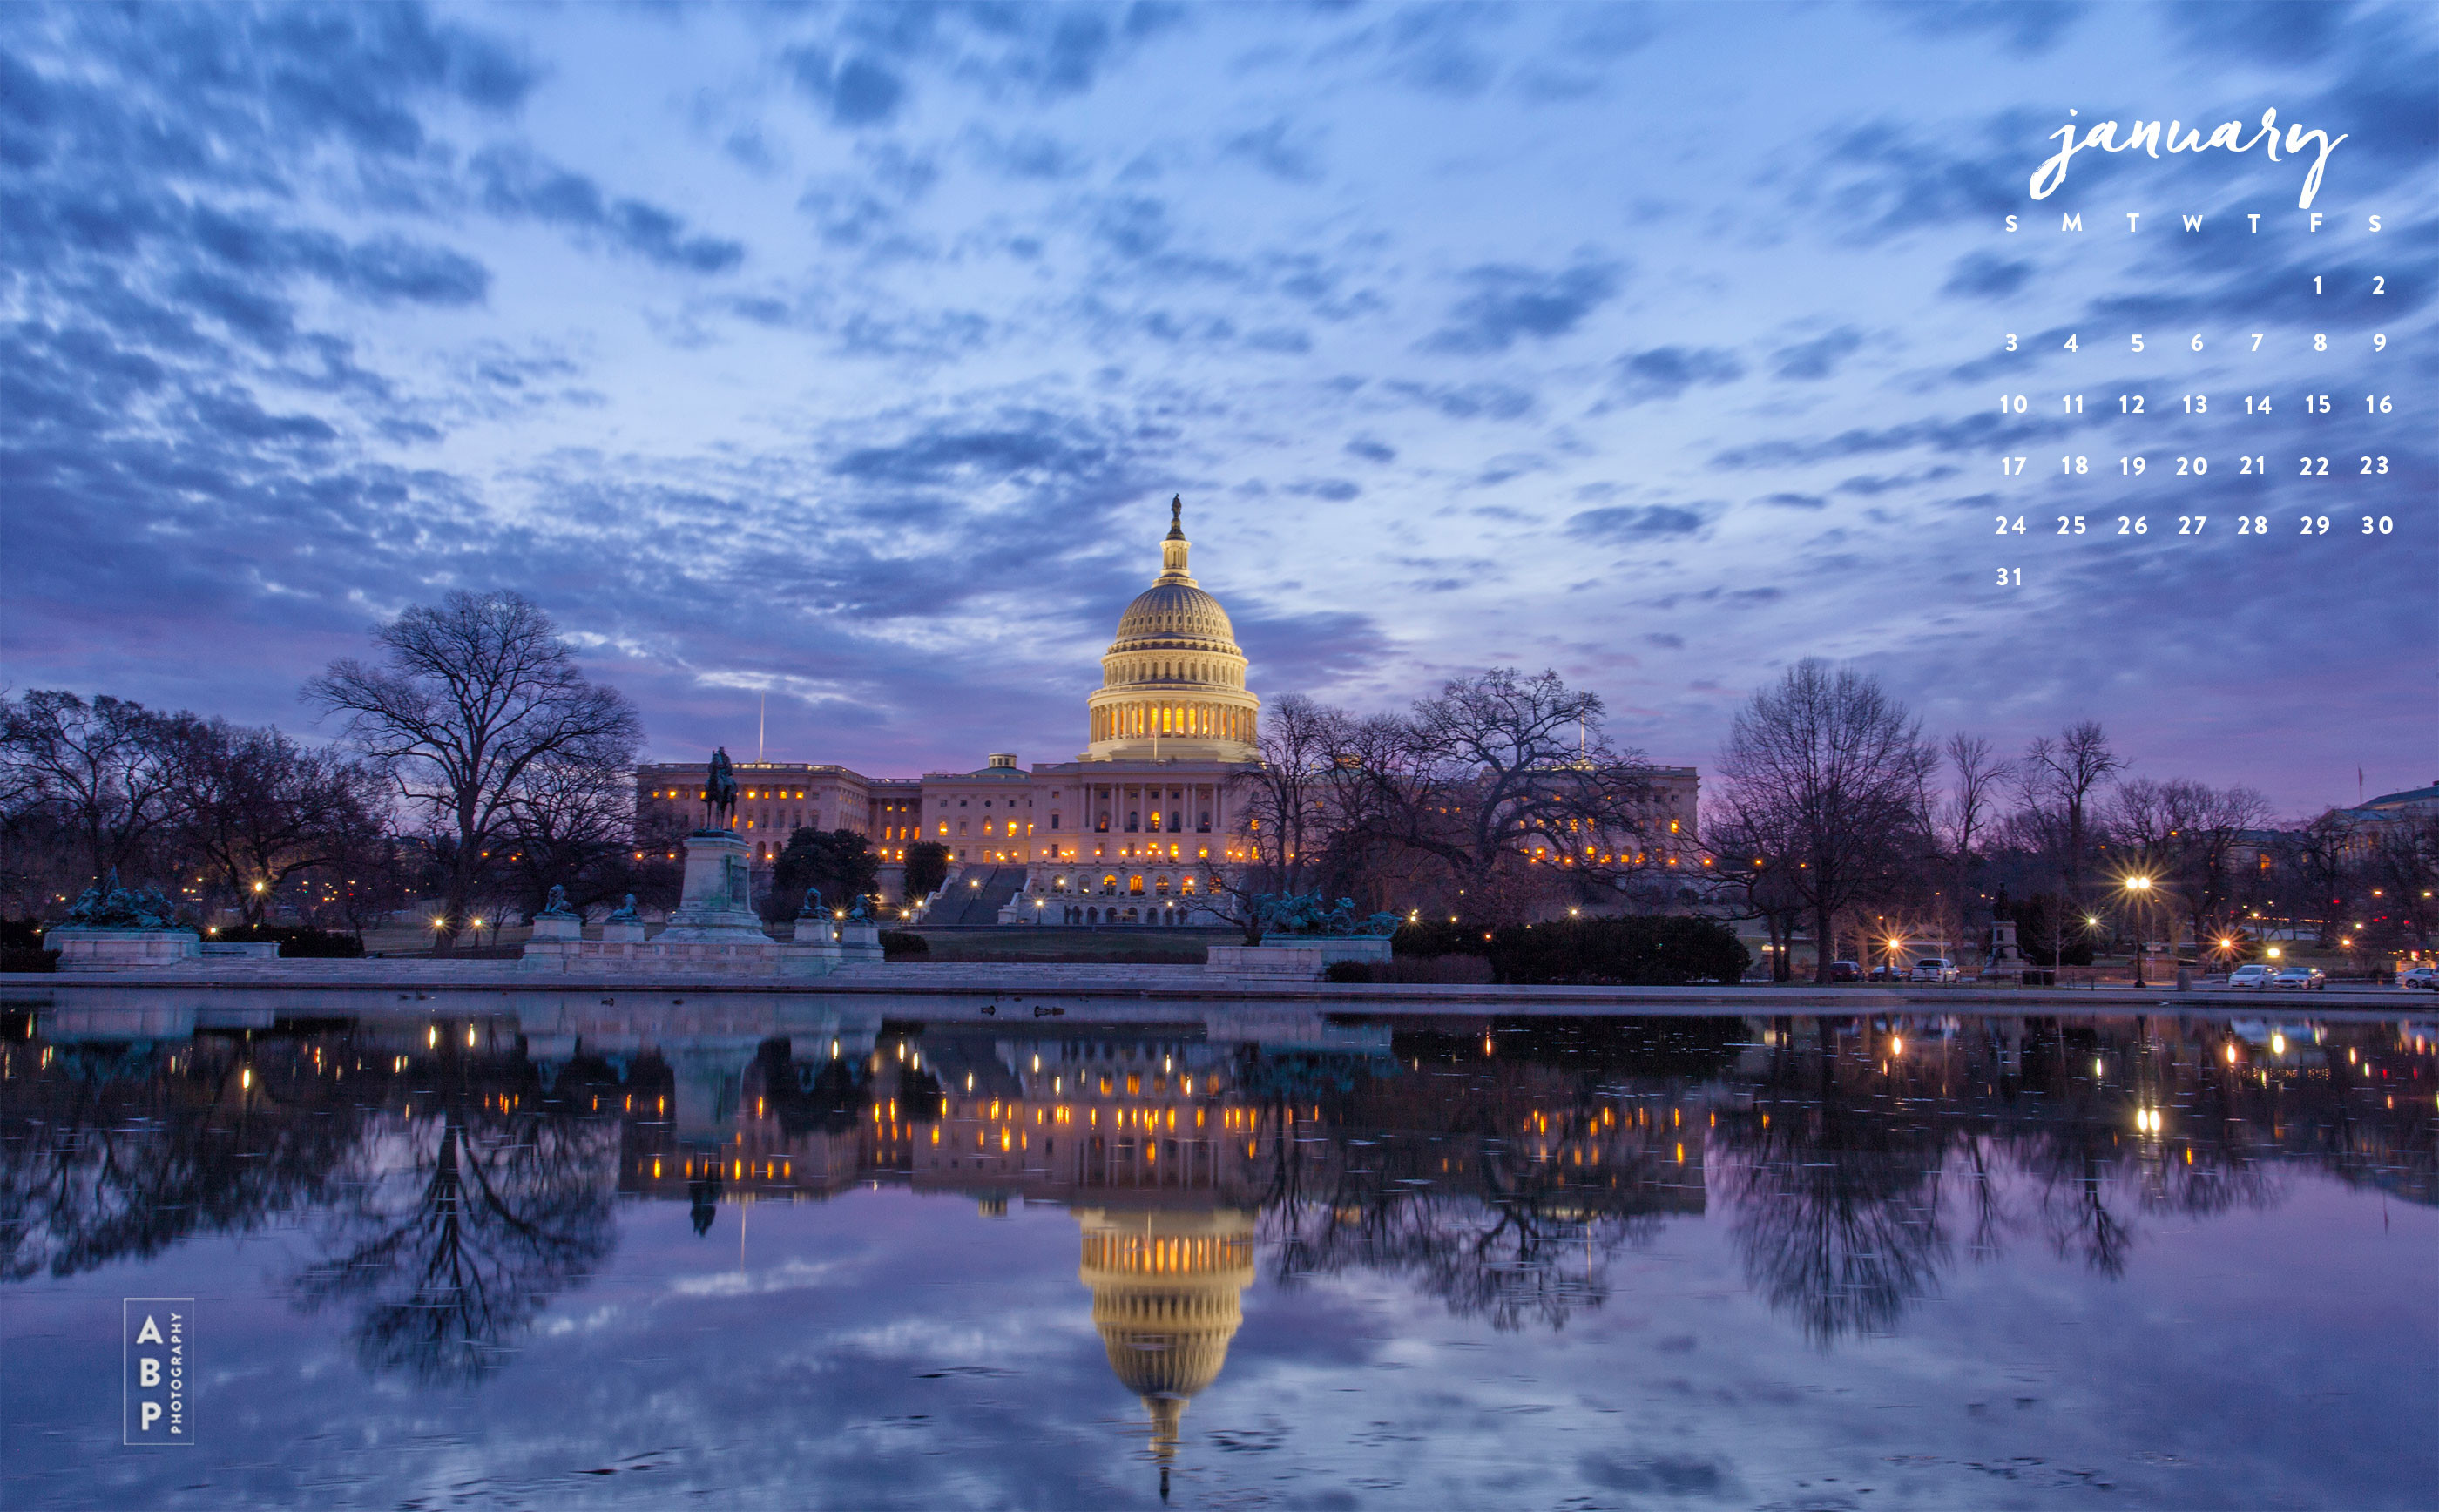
[
  {"x1": 2368, "y1": 214, "x2": 2381, "y2": 233},
  {"x1": 2005, "y1": 214, "x2": 2019, "y2": 233}
]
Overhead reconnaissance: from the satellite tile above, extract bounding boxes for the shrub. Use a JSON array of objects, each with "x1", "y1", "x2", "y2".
[
  {"x1": 1393, "y1": 920, "x2": 1495, "y2": 957},
  {"x1": 1322, "y1": 959, "x2": 1370, "y2": 982},
  {"x1": 205, "y1": 924, "x2": 366, "y2": 958},
  {"x1": 1, "y1": 948, "x2": 59, "y2": 974},
  {"x1": 0, "y1": 920, "x2": 48, "y2": 950},
  {"x1": 1489, "y1": 915, "x2": 1750, "y2": 985},
  {"x1": 879, "y1": 929, "x2": 929, "y2": 959}
]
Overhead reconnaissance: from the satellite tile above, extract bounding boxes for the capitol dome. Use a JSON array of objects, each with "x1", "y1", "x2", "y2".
[{"x1": 1084, "y1": 496, "x2": 1261, "y2": 762}]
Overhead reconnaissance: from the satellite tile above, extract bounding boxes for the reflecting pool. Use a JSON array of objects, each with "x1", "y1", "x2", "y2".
[{"x1": 3, "y1": 1003, "x2": 2433, "y2": 1509}]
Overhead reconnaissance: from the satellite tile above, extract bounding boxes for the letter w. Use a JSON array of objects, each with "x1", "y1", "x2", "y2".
[{"x1": 2182, "y1": 214, "x2": 2205, "y2": 232}]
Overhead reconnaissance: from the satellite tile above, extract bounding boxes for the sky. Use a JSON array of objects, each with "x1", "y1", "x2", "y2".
[{"x1": 3, "y1": 1, "x2": 2431, "y2": 815}]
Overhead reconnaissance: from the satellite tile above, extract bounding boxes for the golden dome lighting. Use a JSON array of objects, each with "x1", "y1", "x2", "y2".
[{"x1": 1083, "y1": 496, "x2": 1260, "y2": 763}]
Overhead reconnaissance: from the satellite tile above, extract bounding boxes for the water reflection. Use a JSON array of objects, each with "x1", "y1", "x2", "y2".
[{"x1": 2, "y1": 1004, "x2": 2431, "y2": 1417}]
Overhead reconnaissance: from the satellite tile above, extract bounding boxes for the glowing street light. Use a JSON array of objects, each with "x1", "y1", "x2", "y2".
[{"x1": 2121, "y1": 875, "x2": 2156, "y2": 986}]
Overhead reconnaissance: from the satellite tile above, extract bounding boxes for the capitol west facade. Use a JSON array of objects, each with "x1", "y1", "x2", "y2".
[
  {"x1": 637, "y1": 500, "x2": 1274, "y2": 926},
  {"x1": 637, "y1": 497, "x2": 1700, "y2": 925}
]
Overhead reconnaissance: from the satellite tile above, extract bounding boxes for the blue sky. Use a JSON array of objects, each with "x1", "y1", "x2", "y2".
[{"x1": 3, "y1": 2, "x2": 2430, "y2": 813}]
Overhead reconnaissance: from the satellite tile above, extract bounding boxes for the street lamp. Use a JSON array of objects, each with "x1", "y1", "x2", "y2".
[{"x1": 2122, "y1": 875, "x2": 2154, "y2": 986}]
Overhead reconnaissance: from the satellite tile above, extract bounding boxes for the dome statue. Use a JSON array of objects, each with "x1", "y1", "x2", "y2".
[
  {"x1": 1076, "y1": 1206, "x2": 1257, "y2": 1472},
  {"x1": 1083, "y1": 496, "x2": 1261, "y2": 763}
]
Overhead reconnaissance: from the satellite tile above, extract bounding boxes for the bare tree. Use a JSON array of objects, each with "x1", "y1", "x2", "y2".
[
  {"x1": 2275, "y1": 812, "x2": 2357, "y2": 948},
  {"x1": 1715, "y1": 661, "x2": 1932, "y2": 982},
  {"x1": 500, "y1": 731, "x2": 642, "y2": 918},
  {"x1": 169, "y1": 720, "x2": 386, "y2": 926},
  {"x1": 1355, "y1": 669, "x2": 1660, "y2": 924},
  {"x1": 1936, "y1": 733, "x2": 2012, "y2": 965},
  {"x1": 1205, "y1": 693, "x2": 1358, "y2": 942},
  {"x1": 2018, "y1": 720, "x2": 2124, "y2": 914},
  {"x1": 304, "y1": 591, "x2": 642, "y2": 948},
  {"x1": 0, "y1": 691, "x2": 186, "y2": 889},
  {"x1": 2105, "y1": 778, "x2": 2271, "y2": 957},
  {"x1": 1702, "y1": 795, "x2": 1807, "y2": 981}
]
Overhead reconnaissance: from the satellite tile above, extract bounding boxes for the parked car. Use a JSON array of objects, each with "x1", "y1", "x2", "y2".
[
  {"x1": 1827, "y1": 960, "x2": 1863, "y2": 982},
  {"x1": 1909, "y1": 957, "x2": 1961, "y2": 982},
  {"x1": 2227, "y1": 963, "x2": 2275, "y2": 990},
  {"x1": 1868, "y1": 962, "x2": 1902, "y2": 982},
  {"x1": 2399, "y1": 965, "x2": 2439, "y2": 991},
  {"x1": 2271, "y1": 965, "x2": 2327, "y2": 991}
]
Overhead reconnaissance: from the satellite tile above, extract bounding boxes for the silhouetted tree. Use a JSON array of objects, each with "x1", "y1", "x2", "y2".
[
  {"x1": 902, "y1": 840, "x2": 950, "y2": 902},
  {"x1": 766, "y1": 827, "x2": 879, "y2": 923},
  {"x1": 1715, "y1": 662, "x2": 1933, "y2": 982},
  {"x1": 0, "y1": 691, "x2": 186, "y2": 890},
  {"x1": 305, "y1": 591, "x2": 641, "y2": 948}
]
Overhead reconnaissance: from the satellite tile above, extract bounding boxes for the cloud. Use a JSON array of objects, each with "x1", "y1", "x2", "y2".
[
  {"x1": 1425, "y1": 260, "x2": 1623, "y2": 353},
  {"x1": 787, "y1": 46, "x2": 909, "y2": 127},
  {"x1": 1566, "y1": 503, "x2": 1709, "y2": 540},
  {"x1": 1611, "y1": 346, "x2": 1744, "y2": 404},
  {"x1": 2163, "y1": 0, "x2": 2352, "y2": 64},
  {"x1": 1285, "y1": 478, "x2": 1361, "y2": 501},
  {"x1": 1383, "y1": 381, "x2": 1537, "y2": 421},
  {"x1": 1769, "y1": 327, "x2": 1862, "y2": 381},
  {"x1": 1758, "y1": 491, "x2": 1827, "y2": 510},
  {"x1": 831, "y1": 422, "x2": 1111, "y2": 487},
  {"x1": 1345, "y1": 437, "x2": 1396, "y2": 463},
  {"x1": 964, "y1": 127, "x2": 1089, "y2": 180},
  {"x1": 1942, "y1": 251, "x2": 2034, "y2": 300},
  {"x1": 471, "y1": 147, "x2": 745, "y2": 273},
  {"x1": 1875, "y1": 0, "x2": 2087, "y2": 55},
  {"x1": 1222, "y1": 118, "x2": 1325, "y2": 182}
]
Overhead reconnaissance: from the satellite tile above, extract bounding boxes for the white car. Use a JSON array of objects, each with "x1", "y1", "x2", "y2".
[
  {"x1": 2399, "y1": 966, "x2": 2438, "y2": 991},
  {"x1": 2227, "y1": 963, "x2": 2274, "y2": 990},
  {"x1": 2271, "y1": 966, "x2": 2327, "y2": 991},
  {"x1": 1909, "y1": 957, "x2": 1960, "y2": 982}
]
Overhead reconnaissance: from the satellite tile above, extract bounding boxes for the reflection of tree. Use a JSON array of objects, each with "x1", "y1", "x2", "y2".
[
  {"x1": 0, "y1": 1041, "x2": 362, "y2": 1282},
  {"x1": 1711, "y1": 1019, "x2": 2346, "y2": 1340},
  {"x1": 1247, "y1": 1044, "x2": 1671, "y2": 1332},
  {"x1": 1718, "y1": 1036, "x2": 1949, "y2": 1344},
  {"x1": 293, "y1": 1087, "x2": 618, "y2": 1385}
]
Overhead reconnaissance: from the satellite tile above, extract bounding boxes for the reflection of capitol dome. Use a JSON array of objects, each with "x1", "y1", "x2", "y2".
[
  {"x1": 1077, "y1": 1206, "x2": 1256, "y2": 1461},
  {"x1": 1084, "y1": 496, "x2": 1261, "y2": 764}
]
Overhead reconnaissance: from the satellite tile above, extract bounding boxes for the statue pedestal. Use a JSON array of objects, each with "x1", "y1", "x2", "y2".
[
  {"x1": 51, "y1": 928, "x2": 201, "y2": 971},
  {"x1": 599, "y1": 921, "x2": 647, "y2": 943},
  {"x1": 528, "y1": 914, "x2": 582, "y2": 943},
  {"x1": 657, "y1": 831, "x2": 768, "y2": 942},
  {"x1": 1206, "y1": 936, "x2": 1392, "y2": 977},
  {"x1": 839, "y1": 921, "x2": 883, "y2": 964}
]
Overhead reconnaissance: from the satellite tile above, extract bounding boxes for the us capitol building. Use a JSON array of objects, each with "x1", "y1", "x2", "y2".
[{"x1": 637, "y1": 496, "x2": 1698, "y2": 925}]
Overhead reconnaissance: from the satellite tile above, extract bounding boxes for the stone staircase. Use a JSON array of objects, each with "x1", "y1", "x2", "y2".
[{"x1": 924, "y1": 865, "x2": 1030, "y2": 927}]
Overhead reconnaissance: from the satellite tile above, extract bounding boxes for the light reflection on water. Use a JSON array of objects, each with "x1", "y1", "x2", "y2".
[{"x1": 2, "y1": 1003, "x2": 2433, "y2": 1509}]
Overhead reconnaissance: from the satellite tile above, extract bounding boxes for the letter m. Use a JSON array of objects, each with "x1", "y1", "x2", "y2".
[{"x1": 2061, "y1": 213, "x2": 2084, "y2": 231}]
